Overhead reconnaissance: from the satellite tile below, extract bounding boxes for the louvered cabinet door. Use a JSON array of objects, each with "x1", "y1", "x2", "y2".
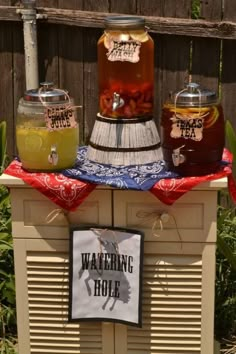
[
  {"x1": 113, "y1": 190, "x2": 217, "y2": 354},
  {"x1": 11, "y1": 187, "x2": 114, "y2": 354},
  {"x1": 13, "y1": 239, "x2": 115, "y2": 354}
]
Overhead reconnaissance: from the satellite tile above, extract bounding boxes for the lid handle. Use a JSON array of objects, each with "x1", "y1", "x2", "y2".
[
  {"x1": 40, "y1": 82, "x2": 54, "y2": 91},
  {"x1": 174, "y1": 83, "x2": 202, "y2": 116},
  {"x1": 186, "y1": 82, "x2": 200, "y2": 93}
]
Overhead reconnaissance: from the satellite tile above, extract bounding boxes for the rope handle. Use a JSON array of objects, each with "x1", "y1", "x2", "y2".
[
  {"x1": 38, "y1": 86, "x2": 82, "y2": 114},
  {"x1": 136, "y1": 210, "x2": 183, "y2": 250},
  {"x1": 174, "y1": 86, "x2": 203, "y2": 119}
]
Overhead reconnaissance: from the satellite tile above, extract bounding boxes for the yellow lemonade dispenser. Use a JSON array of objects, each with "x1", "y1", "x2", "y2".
[{"x1": 16, "y1": 82, "x2": 79, "y2": 172}]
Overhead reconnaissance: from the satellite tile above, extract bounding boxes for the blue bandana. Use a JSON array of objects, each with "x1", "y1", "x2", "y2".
[{"x1": 62, "y1": 146, "x2": 177, "y2": 190}]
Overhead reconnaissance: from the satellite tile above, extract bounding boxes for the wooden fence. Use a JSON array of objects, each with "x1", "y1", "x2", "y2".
[{"x1": 1, "y1": 0, "x2": 236, "y2": 159}]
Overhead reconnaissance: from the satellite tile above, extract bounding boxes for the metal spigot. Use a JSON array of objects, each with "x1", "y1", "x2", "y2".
[
  {"x1": 48, "y1": 145, "x2": 59, "y2": 166},
  {"x1": 112, "y1": 92, "x2": 124, "y2": 111},
  {"x1": 172, "y1": 145, "x2": 185, "y2": 166}
]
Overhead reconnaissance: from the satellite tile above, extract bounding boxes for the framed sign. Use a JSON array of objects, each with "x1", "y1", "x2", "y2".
[{"x1": 69, "y1": 226, "x2": 144, "y2": 327}]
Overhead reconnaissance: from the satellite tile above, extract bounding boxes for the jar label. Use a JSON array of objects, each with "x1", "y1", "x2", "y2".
[
  {"x1": 107, "y1": 40, "x2": 141, "y2": 63},
  {"x1": 170, "y1": 115, "x2": 204, "y2": 141},
  {"x1": 44, "y1": 105, "x2": 77, "y2": 131},
  {"x1": 169, "y1": 106, "x2": 218, "y2": 141}
]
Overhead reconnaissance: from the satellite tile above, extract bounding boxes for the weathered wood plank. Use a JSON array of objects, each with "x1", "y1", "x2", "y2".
[
  {"x1": 137, "y1": 0, "x2": 162, "y2": 126},
  {"x1": 159, "y1": 0, "x2": 191, "y2": 103},
  {"x1": 83, "y1": 0, "x2": 109, "y2": 12},
  {"x1": 191, "y1": 0, "x2": 222, "y2": 94},
  {"x1": 138, "y1": 1, "x2": 191, "y2": 126},
  {"x1": 155, "y1": 35, "x2": 190, "y2": 121},
  {"x1": 58, "y1": 0, "x2": 83, "y2": 145},
  {"x1": 2, "y1": 7, "x2": 236, "y2": 40},
  {"x1": 138, "y1": 0, "x2": 163, "y2": 16},
  {"x1": 0, "y1": 0, "x2": 13, "y2": 4},
  {"x1": 35, "y1": 8, "x2": 236, "y2": 40},
  {"x1": 37, "y1": 0, "x2": 58, "y2": 7},
  {"x1": 161, "y1": 0, "x2": 191, "y2": 18},
  {"x1": 58, "y1": 0, "x2": 83, "y2": 9},
  {"x1": 13, "y1": 22, "x2": 25, "y2": 157},
  {"x1": 37, "y1": 22, "x2": 59, "y2": 84},
  {"x1": 82, "y1": 2, "x2": 109, "y2": 142},
  {"x1": 223, "y1": 1, "x2": 236, "y2": 21},
  {"x1": 0, "y1": 23, "x2": 14, "y2": 159},
  {"x1": 221, "y1": 1, "x2": 236, "y2": 131},
  {"x1": 191, "y1": 37, "x2": 221, "y2": 92},
  {"x1": 109, "y1": 0, "x2": 137, "y2": 14},
  {"x1": 200, "y1": 0, "x2": 222, "y2": 21},
  {"x1": 82, "y1": 27, "x2": 100, "y2": 143},
  {"x1": 221, "y1": 40, "x2": 236, "y2": 129},
  {"x1": 58, "y1": 26, "x2": 84, "y2": 141},
  {"x1": 0, "y1": 0, "x2": 18, "y2": 157}
]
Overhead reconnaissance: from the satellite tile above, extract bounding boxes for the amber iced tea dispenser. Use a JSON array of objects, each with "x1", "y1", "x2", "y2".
[
  {"x1": 16, "y1": 82, "x2": 79, "y2": 171},
  {"x1": 87, "y1": 16, "x2": 162, "y2": 165},
  {"x1": 161, "y1": 82, "x2": 225, "y2": 176}
]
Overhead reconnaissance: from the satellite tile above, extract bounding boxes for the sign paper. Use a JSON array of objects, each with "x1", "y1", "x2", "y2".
[{"x1": 69, "y1": 227, "x2": 144, "y2": 327}]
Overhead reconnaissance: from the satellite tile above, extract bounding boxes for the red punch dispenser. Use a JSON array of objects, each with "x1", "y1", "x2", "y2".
[{"x1": 87, "y1": 16, "x2": 162, "y2": 166}]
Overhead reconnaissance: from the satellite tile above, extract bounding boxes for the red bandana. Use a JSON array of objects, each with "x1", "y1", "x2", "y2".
[{"x1": 4, "y1": 149, "x2": 236, "y2": 211}]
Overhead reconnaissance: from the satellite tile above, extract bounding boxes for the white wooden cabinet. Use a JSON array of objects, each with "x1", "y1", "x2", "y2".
[{"x1": 0, "y1": 174, "x2": 227, "y2": 354}]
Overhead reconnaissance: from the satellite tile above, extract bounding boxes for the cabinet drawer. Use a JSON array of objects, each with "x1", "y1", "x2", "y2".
[
  {"x1": 113, "y1": 190, "x2": 217, "y2": 243},
  {"x1": 10, "y1": 188, "x2": 112, "y2": 239}
]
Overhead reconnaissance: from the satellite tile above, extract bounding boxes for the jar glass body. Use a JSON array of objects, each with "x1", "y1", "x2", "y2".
[
  {"x1": 98, "y1": 25, "x2": 154, "y2": 118},
  {"x1": 161, "y1": 101, "x2": 225, "y2": 176},
  {"x1": 16, "y1": 98, "x2": 79, "y2": 172}
]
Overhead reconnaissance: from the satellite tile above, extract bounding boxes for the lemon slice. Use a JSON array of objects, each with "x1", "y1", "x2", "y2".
[
  {"x1": 130, "y1": 30, "x2": 149, "y2": 42},
  {"x1": 25, "y1": 132, "x2": 43, "y2": 152},
  {"x1": 104, "y1": 31, "x2": 130, "y2": 48},
  {"x1": 104, "y1": 33, "x2": 112, "y2": 49}
]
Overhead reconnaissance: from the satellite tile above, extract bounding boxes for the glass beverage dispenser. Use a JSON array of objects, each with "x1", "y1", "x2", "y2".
[
  {"x1": 161, "y1": 82, "x2": 225, "y2": 176},
  {"x1": 87, "y1": 16, "x2": 162, "y2": 166},
  {"x1": 16, "y1": 82, "x2": 79, "y2": 171},
  {"x1": 98, "y1": 16, "x2": 154, "y2": 118}
]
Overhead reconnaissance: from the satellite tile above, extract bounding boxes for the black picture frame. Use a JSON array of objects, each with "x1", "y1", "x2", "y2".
[{"x1": 68, "y1": 226, "x2": 144, "y2": 327}]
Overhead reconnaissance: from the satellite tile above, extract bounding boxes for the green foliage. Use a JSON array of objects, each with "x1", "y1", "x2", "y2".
[
  {"x1": 0, "y1": 122, "x2": 17, "y2": 353},
  {"x1": 215, "y1": 200, "x2": 236, "y2": 341},
  {"x1": 215, "y1": 121, "x2": 236, "y2": 344},
  {"x1": 191, "y1": 0, "x2": 200, "y2": 19},
  {"x1": 0, "y1": 188, "x2": 17, "y2": 354},
  {"x1": 226, "y1": 121, "x2": 236, "y2": 157},
  {"x1": 0, "y1": 121, "x2": 7, "y2": 175},
  {"x1": 226, "y1": 120, "x2": 236, "y2": 178}
]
